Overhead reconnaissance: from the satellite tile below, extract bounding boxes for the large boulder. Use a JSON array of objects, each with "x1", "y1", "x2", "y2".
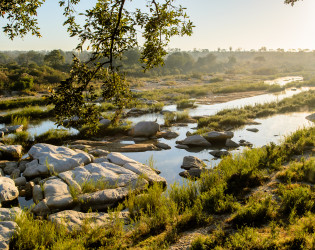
[
  {"x1": 306, "y1": 113, "x2": 315, "y2": 122},
  {"x1": 181, "y1": 156, "x2": 205, "y2": 170},
  {"x1": 0, "y1": 177, "x2": 19, "y2": 205},
  {"x1": 0, "y1": 125, "x2": 23, "y2": 135},
  {"x1": 179, "y1": 135, "x2": 212, "y2": 147},
  {"x1": 0, "y1": 207, "x2": 22, "y2": 221},
  {"x1": 31, "y1": 154, "x2": 165, "y2": 214},
  {"x1": 58, "y1": 162, "x2": 143, "y2": 193},
  {"x1": 246, "y1": 128, "x2": 259, "y2": 133},
  {"x1": 179, "y1": 168, "x2": 205, "y2": 179},
  {"x1": 79, "y1": 187, "x2": 131, "y2": 211},
  {"x1": 0, "y1": 145, "x2": 22, "y2": 160},
  {"x1": 225, "y1": 139, "x2": 239, "y2": 148},
  {"x1": 210, "y1": 150, "x2": 231, "y2": 158},
  {"x1": 158, "y1": 131, "x2": 179, "y2": 139},
  {"x1": 3, "y1": 162, "x2": 18, "y2": 175},
  {"x1": 48, "y1": 210, "x2": 129, "y2": 231},
  {"x1": 99, "y1": 118, "x2": 111, "y2": 127},
  {"x1": 130, "y1": 121, "x2": 160, "y2": 137},
  {"x1": 0, "y1": 207, "x2": 21, "y2": 249},
  {"x1": 107, "y1": 152, "x2": 137, "y2": 166},
  {"x1": 44, "y1": 177, "x2": 74, "y2": 211},
  {"x1": 32, "y1": 185, "x2": 44, "y2": 204},
  {"x1": 107, "y1": 152, "x2": 166, "y2": 186},
  {"x1": 23, "y1": 144, "x2": 93, "y2": 178},
  {"x1": 0, "y1": 221, "x2": 19, "y2": 249},
  {"x1": 203, "y1": 131, "x2": 234, "y2": 143}
]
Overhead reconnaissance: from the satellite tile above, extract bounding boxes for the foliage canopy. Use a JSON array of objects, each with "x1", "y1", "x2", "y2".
[
  {"x1": 1, "y1": 0, "x2": 193, "y2": 132},
  {"x1": 0, "y1": 0, "x2": 301, "y2": 132}
]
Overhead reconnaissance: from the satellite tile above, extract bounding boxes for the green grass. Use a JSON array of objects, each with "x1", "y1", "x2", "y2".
[
  {"x1": 0, "y1": 97, "x2": 48, "y2": 110},
  {"x1": 212, "y1": 82, "x2": 274, "y2": 94},
  {"x1": 164, "y1": 111, "x2": 190, "y2": 126},
  {"x1": 11, "y1": 115, "x2": 30, "y2": 129},
  {"x1": 278, "y1": 184, "x2": 315, "y2": 217},
  {"x1": 231, "y1": 194, "x2": 275, "y2": 227},
  {"x1": 3, "y1": 130, "x2": 32, "y2": 149},
  {"x1": 176, "y1": 99, "x2": 196, "y2": 109},
  {"x1": 0, "y1": 105, "x2": 54, "y2": 124},
  {"x1": 79, "y1": 121, "x2": 132, "y2": 138},
  {"x1": 132, "y1": 77, "x2": 314, "y2": 103},
  {"x1": 164, "y1": 112, "x2": 176, "y2": 126},
  {"x1": 34, "y1": 129, "x2": 75, "y2": 145},
  {"x1": 80, "y1": 178, "x2": 116, "y2": 194},
  {"x1": 277, "y1": 158, "x2": 315, "y2": 184}
]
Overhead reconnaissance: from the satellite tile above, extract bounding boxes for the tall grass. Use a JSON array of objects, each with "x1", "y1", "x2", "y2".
[
  {"x1": 164, "y1": 111, "x2": 190, "y2": 126},
  {"x1": 176, "y1": 99, "x2": 196, "y2": 109},
  {"x1": 11, "y1": 115, "x2": 30, "y2": 129},
  {"x1": 0, "y1": 97, "x2": 47, "y2": 110},
  {"x1": 34, "y1": 129, "x2": 75, "y2": 145},
  {"x1": 0, "y1": 105, "x2": 54, "y2": 124}
]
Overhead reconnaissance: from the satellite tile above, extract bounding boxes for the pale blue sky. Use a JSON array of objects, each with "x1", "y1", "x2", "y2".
[{"x1": 1, "y1": 0, "x2": 315, "y2": 51}]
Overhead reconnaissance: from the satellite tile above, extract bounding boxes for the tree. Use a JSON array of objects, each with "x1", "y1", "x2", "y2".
[
  {"x1": 1, "y1": 0, "x2": 193, "y2": 132},
  {"x1": 44, "y1": 50, "x2": 65, "y2": 69},
  {"x1": 195, "y1": 53, "x2": 217, "y2": 72},
  {"x1": 284, "y1": 0, "x2": 300, "y2": 5},
  {"x1": 122, "y1": 49, "x2": 141, "y2": 67},
  {"x1": 165, "y1": 52, "x2": 194, "y2": 73},
  {"x1": 254, "y1": 56, "x2": 265, "y2": 62}
]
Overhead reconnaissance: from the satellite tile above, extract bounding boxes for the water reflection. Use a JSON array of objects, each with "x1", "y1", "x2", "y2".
[
  {"x1": 125, "y1": 113, "x2": 312, "y2": 185},
  {"x1": 264, "y1": 76, "x2": 303, "y2": 86}
]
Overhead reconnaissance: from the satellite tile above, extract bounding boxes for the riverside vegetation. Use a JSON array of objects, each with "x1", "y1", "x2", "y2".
[
  {"x1": 197, "y1": 89, "x2": 315, "y2": 132},
  {"x1": 9, "y1": 126, "x2": 315, "y2": 249},
  {"x1": 1, "y1": 50, "x2": 315, "y2": 249}
]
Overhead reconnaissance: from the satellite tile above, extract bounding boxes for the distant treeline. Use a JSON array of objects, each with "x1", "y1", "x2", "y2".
[{"x1": 1, "y1": 49, "x2": 315, "y2": 92}]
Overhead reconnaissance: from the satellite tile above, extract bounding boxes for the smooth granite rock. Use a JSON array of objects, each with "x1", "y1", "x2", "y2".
[
  {"x1": 0, "y1": 221, "x2": 19, "y2": 250},
  {"x1": 180, "y1": 135, "x2": 212, "y2": 147},
  {"x1": 181, "y1": 156, "x2": 205, "y2": 170},
  {"x1": 203, "y1": 131, "x2": 234, "y2": 143},
  {"x1": 23, "y1": 143, "x2": 93, "y2": 178},
  {"x1": 49, "y1": 210, "x2": 129, "y2": 231},
  {"x1": 0, "y1": 145, "x2": 22, "y2": 160},
  {"x1": 0, "y1": 177, "x2": 19, "y2": 204},
  {"x1": 130, "y1": 121, "x2": 160, "y2": 137}
]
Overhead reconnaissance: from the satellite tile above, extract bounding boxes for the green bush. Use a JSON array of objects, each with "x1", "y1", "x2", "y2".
[
  {"x1": 11, "y1": 75, "x2": 34, "y2": 90},
  {"x1": 277, "y1": 158, "x2": 315, "y2": 184},
  {"x1": 279, "y1": 184, "x2": 315, "y2": 217},
  {"x1": 200, "y1": 183, "x2": 238, "y2": 214},
  {"x1": 176, "y1": 99, "x2": 195, "y2": 109},
  {"x1": 231, "y1": 194, "x2": 275, "y2": 227}
]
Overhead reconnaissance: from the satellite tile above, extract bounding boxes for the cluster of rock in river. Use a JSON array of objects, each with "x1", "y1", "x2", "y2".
[
  {"x1": 0, "y1": 141, "x2": 166, "y2": 249},
  {"x1": 0, "y1": 120, "x2": 256, "y2": 248}
]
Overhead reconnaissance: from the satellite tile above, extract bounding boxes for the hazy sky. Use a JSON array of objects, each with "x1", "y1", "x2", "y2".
[{"x1": 1, "y1": 0, "x2": 315, "y2": 51}]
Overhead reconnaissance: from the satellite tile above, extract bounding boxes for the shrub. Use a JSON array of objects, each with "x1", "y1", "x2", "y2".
[
  {"x1": 277, "y1": 158, "x2": 315, "y2": 184},
  {"x1": 278, "y1": 184, "x2": 315, "y2": 217},
  {"x1": 35, "y1": 129, "x2": 74, "y2": 145},
  {"x1": 169, "y1": 181, "x2": 198, "y2": 213},
  {"x1": 11, "y1": 74, "x2": 34, "y2": 91},
  {"x1": 200, "y1": 183, "x2": 238, "y2": 214},
  {"x1": 175, "y1": 110, "x2": 189, "y2": 121},
  {"x1": 164, "y1": 112, "x2": 176, "y2": 126},
  {"x1": 11, "y1": 116, "x2": 30, "y2": 129},
  {"x1": 176, "y1": 99, "x2": 195, "y2": 109},
  {"x1": 231, "y1": 194, "x2": 275, "y2": 227}
]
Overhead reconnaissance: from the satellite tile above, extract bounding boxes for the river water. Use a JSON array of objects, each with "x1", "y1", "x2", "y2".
[{"x1": 1, "y1": 77, "x2": 313, "y2": 185}]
